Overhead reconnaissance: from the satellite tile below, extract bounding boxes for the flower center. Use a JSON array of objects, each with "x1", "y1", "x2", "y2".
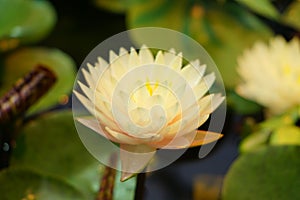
[{"x1": 146, "y1": 80, "x2": 159, "y2": 96}]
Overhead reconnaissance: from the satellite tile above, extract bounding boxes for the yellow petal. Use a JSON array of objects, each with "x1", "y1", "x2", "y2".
[{"x1": 120, "y1": 144, "x2": 156, "y2": 181}]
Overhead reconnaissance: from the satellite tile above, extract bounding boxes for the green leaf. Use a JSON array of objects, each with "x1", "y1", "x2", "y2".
[
  {"x1": 281, "y1": 1, "x2": 300, "y2": 31},
  {"x1": 271, "y1": 125, "x2": 300, "y2": 146},
  {"x1": 0, "y1": 0, "x2": 56, "y2": 51},
  {"x1": 222, "y1": 146, "x2": 300, "y2": 200},
  {"x1": 239, "y1": 130, "x2": 271, "y2": 153},
  {"x1": 236, "y1": 0, "x2": 279, "y2": 20},
  {"x1": 0, "y1": 47, "x2": 76, "y2": 113},
  {"x1": 127, "y1": 1, "x2": 272, "y2": 88},
  {"x1": 227, "y1": 91, "x2": 262, "y2": 114},
  {"x1": 0, "y1": 167, "x2": 84, "y2": 200},
  {"x1": 11, "y1": 110, "x2": 100, "y2": 199}
]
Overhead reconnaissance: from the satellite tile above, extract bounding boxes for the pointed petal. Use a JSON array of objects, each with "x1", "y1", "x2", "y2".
[
  {"x1": 199, "y1": 93, "x2": 225, "y2": 115},
  {"x1": 164, "y1": 48, "x2": 176, "y2": 64},
  {"x1": 139, "y1": 45, "x2": 154, "y2": 64},
  {"x1": 181, "y1": 61, "x2": 206, "y2": 86},
  {"x1": 188, "y1": 130, "x2": 223, "y2": 148},
  {"x1": 109, "y1": 50, "x2": 118, "y2": 64},
  {"x1": 155, "y1": 50, "x2": 164, "y2": 64},
  {"x1": 158, "y1": 130, "x2": 223, "y2": 149},
  {"x1": 81, "y1": 68, "x2": 96, "y2": 89},
  {"x1": 87, "y1": 63, "x2": 99, "y2": 83},
  {"x1": 170, "y1": 52, "x2": 182, "y2": 71},
  {"x1": 119, "y1": 47, "x2": 128, "y2": 56},
  {"x1": 73, "y1": 90, "x2": 95, "y2": 115},
  {"x1": 78, "y1": 81, "x2": 93, "y2": 101},
  {"x1": 76, "y1": 116, "x2": 114, "y2": 140},
  {"x1": 129, "y1": 47, "x2": 140, "y2": 68},
  {"x1": 97, "y1": 56, "x2": 108, "y2": 74},
  {"x1": 193, "y1": 73, "x2": 216, "y2": 99},
  {"x1": 120, "y1": 144, "x2": 156, "y2": 181}
]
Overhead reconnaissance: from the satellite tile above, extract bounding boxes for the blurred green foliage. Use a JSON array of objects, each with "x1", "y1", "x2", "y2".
[
  {"x1": 0, "y1": 0, "x2": 56, "y2": 51},
  {"x1": 222, "y1": 145, "x2": 300, "y2": 200}
]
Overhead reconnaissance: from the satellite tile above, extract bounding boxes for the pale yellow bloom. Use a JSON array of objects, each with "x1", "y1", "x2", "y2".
[
  {"x1": 237, "y1": 36, "x2": 300, "y2": 115},
  {"x1": 74, "y1": 46, "x2": 224, "y2": 181}
]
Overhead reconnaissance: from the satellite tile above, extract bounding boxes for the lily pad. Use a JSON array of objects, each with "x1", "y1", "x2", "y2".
[
  {"x1": 11, "y1": 110, "x2": 100, "y2": 199},
  {"x1": 126, "y1": 0, "x2": 271, "y2": 88},
  {"x1": 222, "y1": 145, "x2": 300, "y2": 200},
  {"x1": 0, "y1": 0, "x2": 56, "y2": 51},
  {"x1": 1, "y1": 47, "x2": 76, "y2": 113},
  {"x1": 0, "y1": 167, "x2": 84, "y2": 200}
]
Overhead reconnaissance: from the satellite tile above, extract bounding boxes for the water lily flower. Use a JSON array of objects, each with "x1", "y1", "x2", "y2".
[
  {"x1": 236, "y1": 36, "x2": 300, "y2": 115},
  {"x1": 74, "y1": 45, "x2": 224, "y2": 181}
]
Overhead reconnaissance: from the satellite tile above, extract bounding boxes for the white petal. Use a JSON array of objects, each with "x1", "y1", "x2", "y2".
[
  {"x1": 87, "y1": 63, "x2": 99, "y2": 82},
  {"x1": 169, "y1": 52, "x2": 182, "y2": 71},
  {"x1": 193, "y1": 73, "x2": 216, "y2": 99},
  {"x1": 164, "y1": 48, "x2": 176, "y2": 64},
  {"x1": 78, "y1": 81, "x2": 93, "y2": 101},
  {"x1": 139, "y1": 45, "x2": 154, "y2": 64},
  {"x1": 119, "y1": 47, "x2": 128, "y2": 56},
  {"x1": 81, "y1": 68, "x2": 96, "y2": 89},
  {"x1": 198, "y1": 93, "x2": 225, "y2": 115},
  {"x1": 109, "y1": 50, "x2": 118, "y2": 64},
  {"x1": 129, "y1": 47, "x2": 140, "y2": 68},
  {"x1": 155, "y1": 50, "x2": 164, "y2": 64},
  {"x1": 105, "y1": 127, "x2": 141, "y2": 145}
]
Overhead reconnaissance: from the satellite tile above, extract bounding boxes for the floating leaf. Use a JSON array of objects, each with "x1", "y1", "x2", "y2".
[
  {"x1": 11, "y1": 111, "x2": 100, "y2": 199},
  {"x1": 236, "y1": 0, "x2": 279, "y2": 20},
  {"x1": 1, "y1": 47, "x2": 76, "y2": 113},
  {"x1": 271, "y1": 125, "x2": 300, "y2": 146},
  {"x1": 0, "y1": 0, "x2": 56, "y2": 51},
  {"x1": 0, "y1": 167, "x2": 84, "y2": 200},
  {"x1": 223, "y1": 146, "x2": 300, "y2": 200},
  {"x1": 127, "y1": 0, "x2": 272, "y2": 88}
]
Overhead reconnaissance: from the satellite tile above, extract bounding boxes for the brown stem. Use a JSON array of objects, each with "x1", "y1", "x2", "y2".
[
  {"x1": 96, "y1": 156, "x2": 117, "y2": 200},
  {"x1": 0, "y1": 65, "x2": 56, "y2": 169}
]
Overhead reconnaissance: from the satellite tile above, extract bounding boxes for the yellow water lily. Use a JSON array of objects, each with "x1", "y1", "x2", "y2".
[
  {"x1": 74, "y1": 45, "x2": 224, "y2": 181},
  {"x1": 237, "y1": 36, "x2": 300, "y2": 115}
]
